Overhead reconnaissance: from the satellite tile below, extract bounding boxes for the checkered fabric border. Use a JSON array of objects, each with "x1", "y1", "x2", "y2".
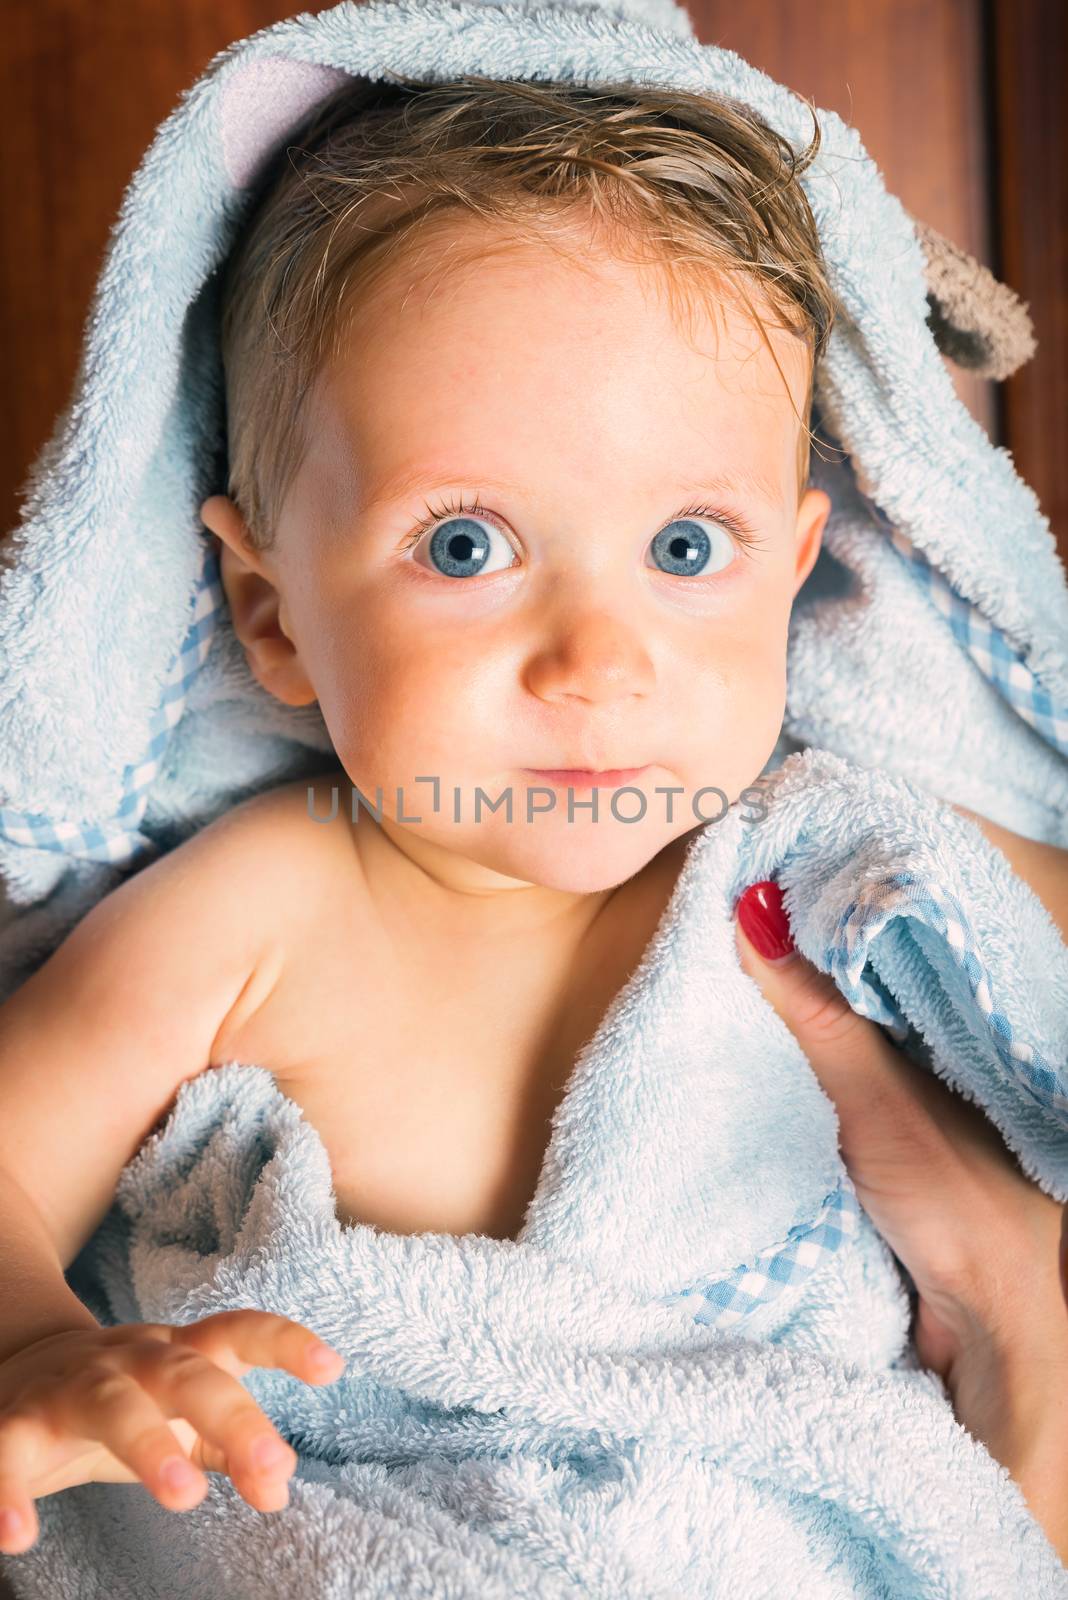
[
  {"x1": 0, "y1": 539, "x2": 226, "y2": 866},
  {"x1": 826, "y1": 867, "x2": 1067, "y2": 1118},
  {"x1": 873, "y1": 507, "x2": 1068, "y2": 759},
  {"x1": 657, "y1": 1174, "x2": 861, "y2": 1328}
]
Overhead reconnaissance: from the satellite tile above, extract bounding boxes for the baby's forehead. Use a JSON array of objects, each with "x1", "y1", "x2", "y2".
[
  {"x1": 329, "y1": 227, "x2": 808, "y2": 385},
  {"x1": 289, "y1": 232, "x2": 809, "y2": 509}
]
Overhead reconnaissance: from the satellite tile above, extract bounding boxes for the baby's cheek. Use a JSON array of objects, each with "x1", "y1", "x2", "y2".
[
  {"x1": 299, "y1": 623, "x2": 403, "y2": 779},
  {"x1": 323, "y1": 643, "x2": 475, "y2": 792},
  {"x1": 685, "y1": 634, "x2": 787, "y2": 797}
]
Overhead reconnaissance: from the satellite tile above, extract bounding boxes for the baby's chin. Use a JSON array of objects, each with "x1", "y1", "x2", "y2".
[{"x1": 450, "y1": 816, "x2": 695, "y2": 896}]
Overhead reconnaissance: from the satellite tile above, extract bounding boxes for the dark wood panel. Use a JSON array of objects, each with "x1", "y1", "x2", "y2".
[
  {"x1": 990, "y1": 0, "x2": 1067, "y2": 547},
  {"x1": 0, "y1": 0, "x2": 319, "y2": 540}
]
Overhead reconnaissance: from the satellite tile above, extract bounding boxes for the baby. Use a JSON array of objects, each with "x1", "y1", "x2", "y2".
[{"x1": 0, "y1": 73, "x2": 1064, "y2": 1558}]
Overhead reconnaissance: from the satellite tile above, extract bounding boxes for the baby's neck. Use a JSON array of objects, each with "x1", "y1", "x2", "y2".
[{"x1": 347, "y1": 798, "x2": 620, "y2": 960}]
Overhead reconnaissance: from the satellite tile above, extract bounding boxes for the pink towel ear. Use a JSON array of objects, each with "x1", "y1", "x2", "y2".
[{"x1": 219, "y1": 55, "x2": 357, "y2": 190}]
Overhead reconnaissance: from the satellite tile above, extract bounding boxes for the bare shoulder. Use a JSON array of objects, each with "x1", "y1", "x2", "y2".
[
  {"x1": 202, "y1": 766, "x2": 357, "y2": 871},
  {"x1": 186, "y1": 764, "x2": 362, "y2": 946},
  {"x1": 80, "y1": 765, "x2": 365, "y2": 1058},
  {"x1": 0, "y1": 768, "x2": 354, "y2": 1267}
]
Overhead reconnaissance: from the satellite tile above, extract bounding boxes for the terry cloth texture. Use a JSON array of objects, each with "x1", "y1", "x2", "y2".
[{"x1": 0, "y1": 0, "x2": 1066, "y2": 1594}]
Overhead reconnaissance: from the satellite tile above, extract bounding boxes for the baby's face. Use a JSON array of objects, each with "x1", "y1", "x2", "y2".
[{"x1": 203, "y1": 218, "x2": 829, "y2": 894}]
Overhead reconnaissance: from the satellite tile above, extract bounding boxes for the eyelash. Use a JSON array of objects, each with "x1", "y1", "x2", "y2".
[{"x1": 400, "y1": 492, "x2": 767, "y2": 561}]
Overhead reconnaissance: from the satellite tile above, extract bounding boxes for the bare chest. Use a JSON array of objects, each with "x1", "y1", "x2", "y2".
[{"x1": 210, "y1": 830, "x2": 690, "y2": 1242}]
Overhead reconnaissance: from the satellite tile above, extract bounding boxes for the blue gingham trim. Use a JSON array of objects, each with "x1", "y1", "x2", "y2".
[
  {"x1": 827, "y1": 868, "x2": 1067, "y2": 1117},
  {"x1": 817, "y1": 425, "x2": 1068, "y2": 760},
  {"x1": 657, "y1": 1174, "x2": 861, "y2": 1328},
  {"x1": 881, "y1": 517, "x2": 1068, "y2": 757},
  {"x1": 0, "y1": 539, "x2": 225, "y2": 865}
]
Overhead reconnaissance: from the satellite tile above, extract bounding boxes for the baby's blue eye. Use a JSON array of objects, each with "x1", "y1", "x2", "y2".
[
  {"x1": 646, "y1": 518, "x2": 733, "y2": 578},
  {"x1": 423, "y1": 517, "x2": 517, "y2": 579},
  {"x1": 412, "y1": 505, "x2": 743, "y2": 580}
]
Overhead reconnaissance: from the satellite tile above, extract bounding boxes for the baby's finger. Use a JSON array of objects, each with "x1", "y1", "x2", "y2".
[
  {"x1": 129, "y1": 1342, "x2": 299, "y2": 1511},
  {"x1": 161, "y1": 1310, "x2": 344, "y2": 1386},
  {"x1": 0, "y1": 1411, "x2": 47, "y2": 1553},
  {"x1": 51, "y1": 1367, "x2": 208, "y2": 1514}
]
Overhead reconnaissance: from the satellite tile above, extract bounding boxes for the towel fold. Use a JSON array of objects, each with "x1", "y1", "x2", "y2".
[{"x1": 2, "y1": 751, "x2": 1064, "y2": 1597}]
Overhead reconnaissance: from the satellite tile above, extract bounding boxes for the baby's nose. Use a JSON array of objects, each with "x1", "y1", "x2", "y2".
[{"x1": 522, "y1": 607, "x2": 655, "y2": 706}]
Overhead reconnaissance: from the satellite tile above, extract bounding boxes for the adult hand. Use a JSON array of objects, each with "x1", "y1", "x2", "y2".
[{"x1": 734, "y1": 879, "x2": 1068, "y2": 1562}]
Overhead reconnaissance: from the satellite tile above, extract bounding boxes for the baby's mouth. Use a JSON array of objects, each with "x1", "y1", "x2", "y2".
[{"x1": 521, "y1": 765, "x2": 652, "y2": 789}]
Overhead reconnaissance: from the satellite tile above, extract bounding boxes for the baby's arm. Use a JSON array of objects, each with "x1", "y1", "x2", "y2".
[
  {"x1": 0, "y1": 793, "x2": 280, "y2": 1350},
  {"x1": 947, "y1": 803, "x2": 1068, "y2": 944},
  {"x1": 0, "y1": 783, "x2": 338, "y2": 1550}
]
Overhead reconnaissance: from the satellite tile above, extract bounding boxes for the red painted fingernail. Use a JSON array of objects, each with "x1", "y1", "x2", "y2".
[{"x1": 735, "y1": 880, "x2": 797, "y2": 963}]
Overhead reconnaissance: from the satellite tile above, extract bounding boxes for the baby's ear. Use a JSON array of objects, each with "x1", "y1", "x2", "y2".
[
  {"x1": 792, "y1": 487, "x2": 831, "y2": 597},
  {"x1": 197, "y1": 494, "x2": 318, "y2": 708},
  {"x1": 911, "y1": 216, "x2": 1037, "y2": 381}
]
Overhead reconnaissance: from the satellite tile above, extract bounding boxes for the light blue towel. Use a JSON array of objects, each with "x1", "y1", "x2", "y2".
[
  {"x1": 1, "y1": 0, "x2": 1067, "y2": 1593},
  {"x1": 6, "y1": 754, "x2": 1068, "y2": 1598}
]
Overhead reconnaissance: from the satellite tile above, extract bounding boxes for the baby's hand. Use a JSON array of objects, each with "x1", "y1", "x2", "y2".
[{"x1": 0, "y1": 1309, "x2": 345, "y2": 1554}]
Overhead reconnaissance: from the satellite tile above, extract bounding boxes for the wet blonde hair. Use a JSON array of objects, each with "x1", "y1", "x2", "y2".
[{"x1": 217, "y1": 72, "x2": 837, "y2": 550}]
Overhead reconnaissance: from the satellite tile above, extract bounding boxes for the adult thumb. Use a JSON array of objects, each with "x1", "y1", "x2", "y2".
[
  {"x1": 733, "y1": 879, "x2": 873, "y2": 1065},
  {"x1": 731, "y1": 879, "x2": 960, "y2": 1193},
  {"x1": 732, "y1": 880, "x2": 1068, "y2": 1364}
]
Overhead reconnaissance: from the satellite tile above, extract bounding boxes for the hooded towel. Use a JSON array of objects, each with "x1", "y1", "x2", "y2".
[{"x1": 1, "y1": 0, "x2": 1067, "y2": 1595}]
